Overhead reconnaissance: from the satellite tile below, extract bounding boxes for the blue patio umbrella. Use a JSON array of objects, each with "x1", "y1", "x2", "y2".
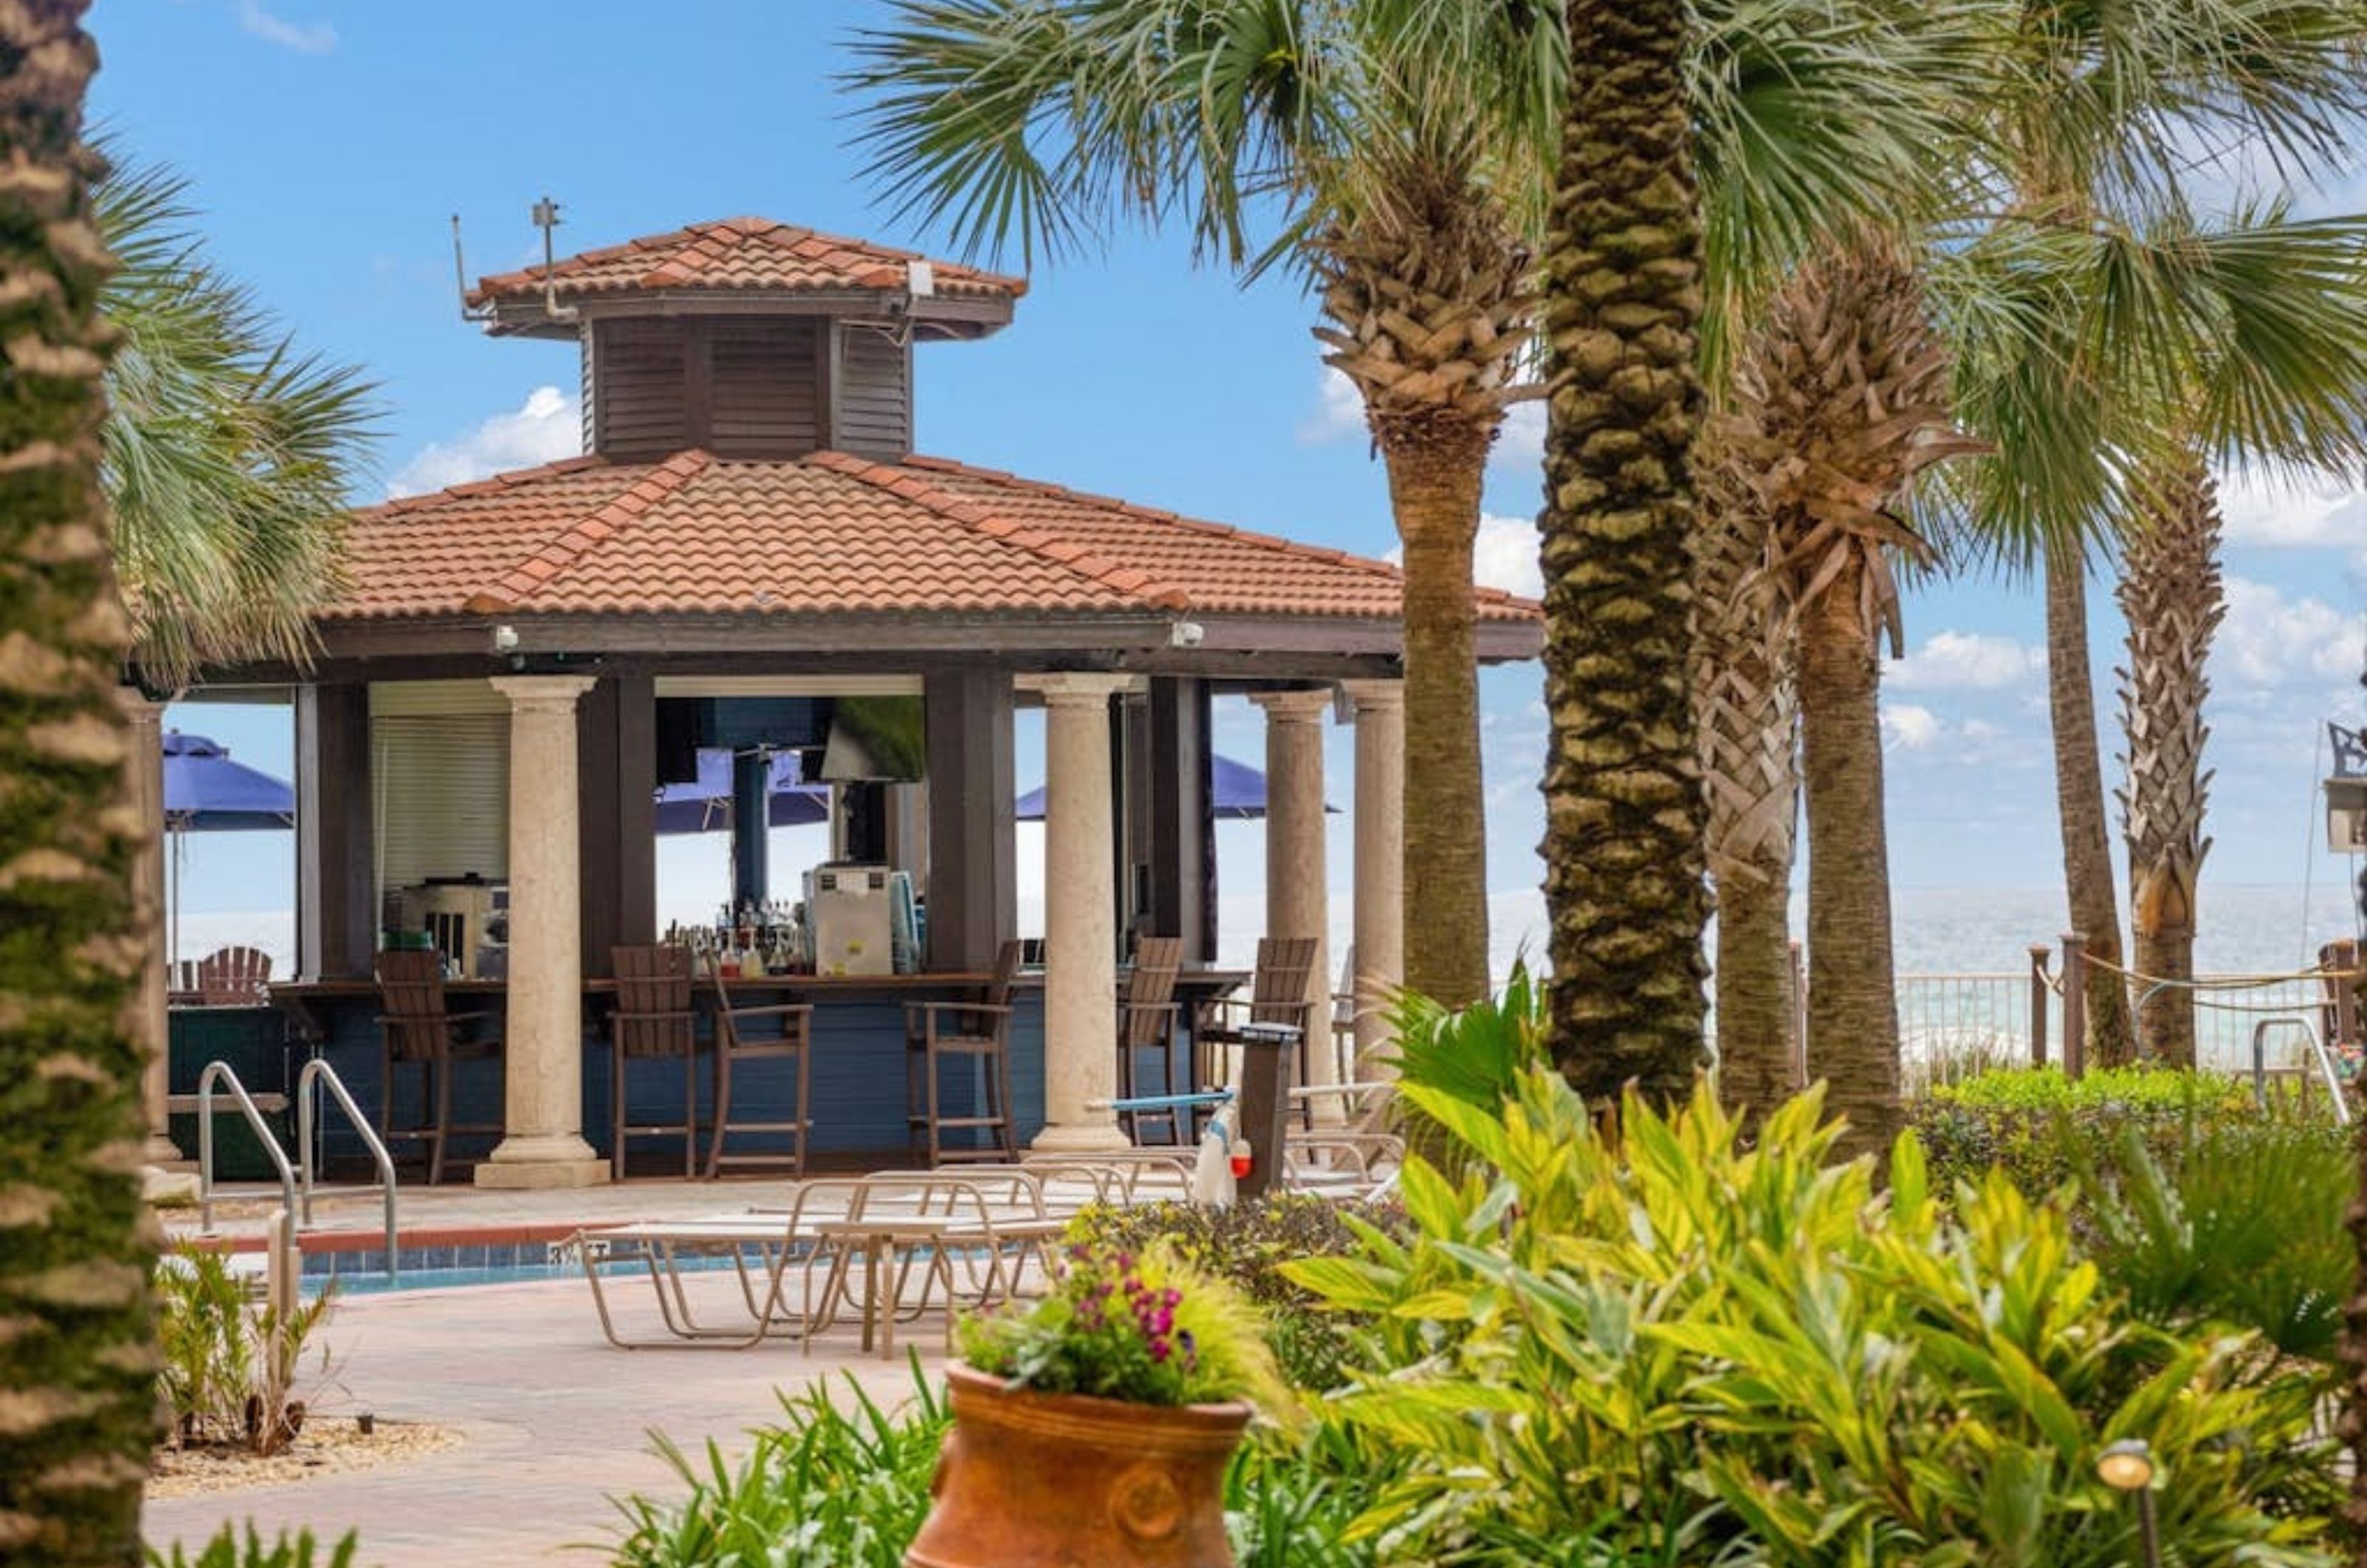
[
  {"x1": 1015, "y1": 752, "x2": 1331, "y2": 821},
  {"x1": 161, "y1": 731, "x2": 296, "y2": 969},
  {"x1": 653, "y1": 748, "x2": 830, "y2": 835}
]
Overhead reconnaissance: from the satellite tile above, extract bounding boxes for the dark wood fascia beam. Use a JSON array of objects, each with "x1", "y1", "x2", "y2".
[
  {"x1": 197, "y1": 624, "x2": 1505, "y2": 688},
  {"x1": 286, "y1": 612, "x2": 1172, "y2": 662},
  {"x1": 484, "y1": 291, "x2": 1013, "y2": 340},
  {"x1": 1188, "y1": 614, "x2": 1542, "y2": 664}
]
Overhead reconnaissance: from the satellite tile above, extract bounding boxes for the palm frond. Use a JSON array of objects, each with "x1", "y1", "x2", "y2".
[
  {"x1": 1924, "y1": 196, "x2": 2367, "y2": 572},
  {"x1": 95, "y1": 144, "x2": 382, "y2": 686}
]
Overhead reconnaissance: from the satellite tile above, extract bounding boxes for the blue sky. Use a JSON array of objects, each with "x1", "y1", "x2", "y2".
[{"x1": 111, "y1": 0, "x2": 2364, "y2": 938}]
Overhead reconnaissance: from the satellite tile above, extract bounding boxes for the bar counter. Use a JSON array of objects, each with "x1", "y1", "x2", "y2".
[
  {"x1": 170, "y1": 966, "x2": 1244, "y2": 1178},
  {"x1": 259, "y1": 969, "x2": 1043, "y2": 1172}
]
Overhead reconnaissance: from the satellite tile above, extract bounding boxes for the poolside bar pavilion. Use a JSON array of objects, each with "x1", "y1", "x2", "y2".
[{"x1": 161, "y1": 215, "x2": 1539, "y2": 1186}]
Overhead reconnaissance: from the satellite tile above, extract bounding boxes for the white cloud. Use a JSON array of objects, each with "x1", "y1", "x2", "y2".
[
  {"x1": 1382, "y1": 513, "x2": 1542, "y2": 600},
  {"x1": 1881, "y1": 703, "x2": 1945, "y2": 750},
  {"x1": 2218, "y1": 576, "x2": 2363, "y2": 686},
  {"x1": 1300, "y1": 367, "x2": 1364, "y2": 444},
  {"x1": 237, "y1": 0, "x2": 335, "y2": 52},
  {"x1": 1490, "y1": 399, "x2": 1545, "y2": 473},
  {"x1": 1472, "y1": 514, "x2": 1542, "y2": 598},
  {"x1": 1885, "y1": 629, "x2": 2045, "y2": 691},
  {"x1": 387, "y1": 385, "x2": 581, "y2": 499},
  {"x1": 2216, "y1": 468, "x2": 2367, "y2": 549}
]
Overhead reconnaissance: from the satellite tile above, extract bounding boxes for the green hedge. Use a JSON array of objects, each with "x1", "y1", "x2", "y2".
[{"x1": 1908, "y1": 1064, "x2": 2262, "y2": 1200}]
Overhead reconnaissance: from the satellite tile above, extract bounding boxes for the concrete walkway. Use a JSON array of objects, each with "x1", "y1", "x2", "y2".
[{"x1": 143, "y1": 1270, "x2": 943, "y2": 1568}]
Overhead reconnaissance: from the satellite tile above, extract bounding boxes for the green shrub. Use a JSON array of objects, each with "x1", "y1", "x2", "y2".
[
  {"x1": 156, "y1": 1246, "x2": 334, "y2": 1456},
  {"x1": 1064, "y1": 1194, "x2": 1411, "y2": 1390},
  {"x1": 606, "y1": 1361, "x2": 1380, "y2": 1567},
  {"x1": 1286, "y1": 1073, "x2": 2338, "y2": 1567},
  {"x1": 1911, "y1": 1064, "x2": 2258, "y2": 1200},
  {"x1": 1382, "y1": 960, "x2": 1547, "y2": 1152},
  {"x1": 149, "y1": 1524, "x2": 358, "y2": 1568},
  {"x1": 2076, "y1": 1110, "x2": 2351, "y2": 1364},
  {"x1": 607, "y1": 1371, "x2": 949, "y2": 1568}
]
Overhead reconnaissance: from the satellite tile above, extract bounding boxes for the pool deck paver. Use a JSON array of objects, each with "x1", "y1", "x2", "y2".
[
  {"x1": 148, "y1": 1178, "x2": 975, "y2": 1568},
  {"x1": 143, "y1": 1272, "x2": 945, "y2": 1568}
]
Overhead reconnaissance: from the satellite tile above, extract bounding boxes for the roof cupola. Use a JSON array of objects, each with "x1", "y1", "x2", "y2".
[{"x1": 464, "y1": 215, "x2": 1025, "y2": 463}]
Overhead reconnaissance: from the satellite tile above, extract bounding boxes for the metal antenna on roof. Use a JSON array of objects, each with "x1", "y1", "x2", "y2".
[
  {"x1": 451, "y1": 215, "x2": 493, "y2": 323},
  {"x1": 532, "y1": 196, "x2": 579, "y2": 325}
]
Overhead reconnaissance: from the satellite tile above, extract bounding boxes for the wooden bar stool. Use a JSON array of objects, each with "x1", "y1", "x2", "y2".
[
  {"x1": 609, "y1": 944, "x2": 700, "y2": 1180},
  {"x1": 373, "y1": 950, "x2": 502, "y2": 1185},
  {"x1": 1115, "y1": 936, "x2": 1184, "y2": 1144},
  {"x1": 705, "y1": 972, "x2": 814, "y2": 1178},
  {"x1": 903, "y1": 941, "x2": 1022, "y2": 1166},
  {"x1": 1195, "y1": 936, "x2": 1319, "y2": 1135}
]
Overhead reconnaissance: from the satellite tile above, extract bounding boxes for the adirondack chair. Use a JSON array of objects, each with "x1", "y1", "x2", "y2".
[{"x1": 194, "y1": 944, "x2": 272, "y2": 1005}]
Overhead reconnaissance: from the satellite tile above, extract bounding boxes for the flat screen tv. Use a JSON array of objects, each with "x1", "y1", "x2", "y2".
[{"x1": 818, "y1": 695, "x2": 927, "y2": 782}]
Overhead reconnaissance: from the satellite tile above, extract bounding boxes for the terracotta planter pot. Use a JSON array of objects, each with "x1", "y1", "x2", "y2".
[{"x1": 905, "y1": 1362, "x2": 1252, "y2": 1568}]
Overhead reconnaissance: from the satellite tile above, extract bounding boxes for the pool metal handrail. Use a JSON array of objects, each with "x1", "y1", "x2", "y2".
[
  {"x1": 2251, "y1": 1017, "x2": 2352, "y2": 1126},
  {"x1": 197, "y1": 1060, "x2": 298, "y2": 1236},
  {"x1": 296, "y1": 1058, "x2": 399, "y2": 1280}
]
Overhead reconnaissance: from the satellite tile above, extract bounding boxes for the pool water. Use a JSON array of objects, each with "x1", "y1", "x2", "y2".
[{"x1": 314, "y1": 1260, "x2": 580, "y2": 1295}]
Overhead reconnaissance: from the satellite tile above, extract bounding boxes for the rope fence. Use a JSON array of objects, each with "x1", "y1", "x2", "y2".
[{"x1": 1762, "y1": 936, "x2": 2366, "y2": 1085}]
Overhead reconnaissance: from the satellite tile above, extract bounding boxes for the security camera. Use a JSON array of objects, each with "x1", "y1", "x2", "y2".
[
  {"x1": 491, "y1": 624, "x2": 520, "y2": 653},
  {"x1": 1168, "y1": 620, "x2": 1205, "y2": 649}
]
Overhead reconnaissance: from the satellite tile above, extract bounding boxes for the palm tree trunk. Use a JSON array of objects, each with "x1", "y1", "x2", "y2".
[
  {"x1": 2044, "y1": 539, "x2": 2136, "y2": 1067},
  {"x1": 1388, "y1": 430, "x2": 1491, "y2": 1010},
  {"x1": 1715, "y1": 871, "x2": 1797, "y2": 1111},
  {"x1": 2118, "y1": 453, "x2": 2221, "y2": 1070},
  {"x1": 1694, "y1": 435, "x2": 1798, "y2": 1115},
  {"x1": 1539, "y1": 0, "x2": 1710, "y2": 1108},
  {"x1": 1797, "y1": 555, "x2": 1901, "y2": 1162},
  {"x1": 0, "y1": 5, "x2": 155, "y2": 1565}
]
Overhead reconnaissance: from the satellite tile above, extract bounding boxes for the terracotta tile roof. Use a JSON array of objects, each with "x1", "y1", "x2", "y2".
[
  {"x1": 329, "y1": 450, "x2": 1539, "y2": 629},
  {"x1": 465, "y1": 217, "x2": 1025, "y2": 309},
  {"x1": 894, "y1": 456, "x2": 1532, "y2": 623}
]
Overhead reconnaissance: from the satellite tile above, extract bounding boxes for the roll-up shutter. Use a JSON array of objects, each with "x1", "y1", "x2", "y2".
[{"x1": 371, "y1": 683, "x2": 510, "y2": 904}]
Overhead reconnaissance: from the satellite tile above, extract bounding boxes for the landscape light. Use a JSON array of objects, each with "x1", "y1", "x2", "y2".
[
  {"x1": 2096, "y1": 1440, "x2": 2161, "y2": 1568},
  {"x1": 2096, "y1": 1440, "x2": 2155, "y2": 1491}
]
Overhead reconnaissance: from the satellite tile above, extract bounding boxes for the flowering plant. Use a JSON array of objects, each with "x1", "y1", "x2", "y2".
[{"x1": 956, "y1": 1242, "x2": 1280, "y2": 1408}]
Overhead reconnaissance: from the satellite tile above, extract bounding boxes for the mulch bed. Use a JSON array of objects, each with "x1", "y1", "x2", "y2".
[{"x1": 149, "y1": 1418, "x2": 465, "y2": 1497}]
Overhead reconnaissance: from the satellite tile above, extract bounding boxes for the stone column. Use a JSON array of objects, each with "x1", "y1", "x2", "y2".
[
  {"x1": 1251, "y1": 689, "x2": 1335, "y2": 1113},
  {"x1": 1340, "y1": 679, "x2": 1405, "y2": 1076},
  {"x1": 479, "y1": 675, "x2": 607, "y2": 1188},
  {"x1": 1030, "y1": 673, "x2": 1130, "y2": 1153},
  {"x1": 118, "y1": 691, "x2": 192, "y2": 1176}
]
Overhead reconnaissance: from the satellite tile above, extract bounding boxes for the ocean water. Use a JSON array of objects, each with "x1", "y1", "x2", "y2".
[{"x1": 185, "y1": 876, "x2": 2361, "y2": 990}]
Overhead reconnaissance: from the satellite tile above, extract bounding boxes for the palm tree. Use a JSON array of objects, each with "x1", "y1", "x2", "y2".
[
  {"x1": 0, "y1": 4, "x2": 156, "y2": 1561},
  {"x1": 1543, "y1": 3, "x2": 1988, "y2": 1108},
  {"x1": 98, "y1": 155, "x2": 377, "y2": 690},
  {"x1": 1973, "y1": 1, "x2": 2367, "y2": 1072},
  {"x1": 2118, "y1": 451, "x2": 2222, "y2": 1067},
  {"x1": 1695, "y1": 0, "x2": 2367, "y2": 1135},
  {"x1": 1539, "y1": 0, "x2": 1709, "y2": 1105},
  {"x1": 843, "y1": 0, "x2": 1558, "y2": 1010},
  {"x1": 2101, "y1": 205, "x2": 2367, "y2": 1064},
  {"x1": 1712, "y1": 235, "x2": 1980, "y2": 1153}
]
